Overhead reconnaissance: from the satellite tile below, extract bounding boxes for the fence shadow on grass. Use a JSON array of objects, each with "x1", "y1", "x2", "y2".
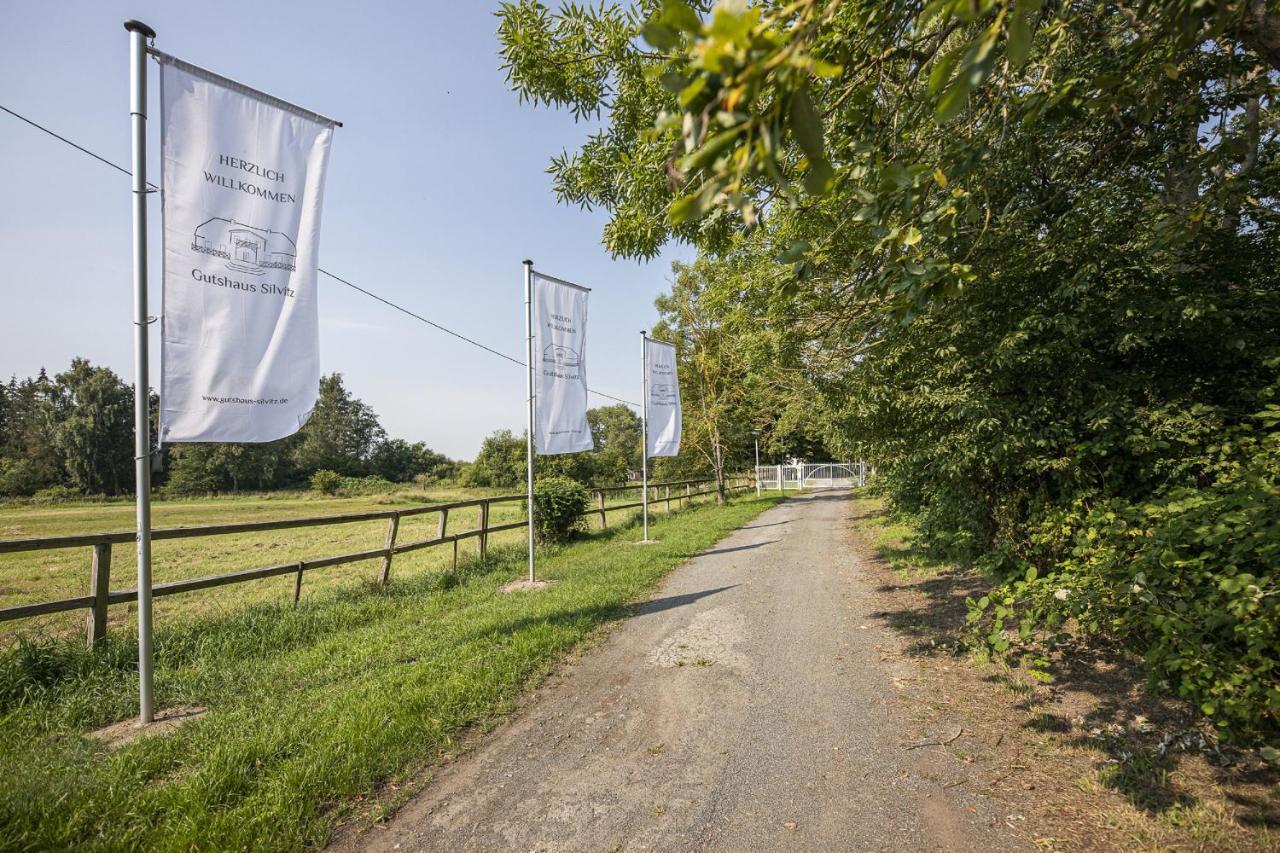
[{"x1": 851, "y1": 501, "x2": 1280, "y2": 827}]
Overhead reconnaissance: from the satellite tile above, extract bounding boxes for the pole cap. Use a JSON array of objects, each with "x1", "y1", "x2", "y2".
[
  {"x1": 522, "y1": 258, "x2": 533, "y2": 266},
  {"x1": 124, "y1": 20, "x2": 157, "y2": 38}
]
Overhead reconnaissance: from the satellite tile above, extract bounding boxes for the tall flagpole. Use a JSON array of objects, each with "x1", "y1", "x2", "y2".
[
  {"x1": 523, "y1": 260, "x2": 536, "y2": 583},
  {"x1": 640, "y1": 331, "x2": 650, "y2": 541},
  {"x1": 125, "y1": 18, "x2": 156, "y2": 725}
]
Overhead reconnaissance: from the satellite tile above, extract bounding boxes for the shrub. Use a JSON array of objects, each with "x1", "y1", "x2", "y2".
[
  {"x1": 0, "y1": 459, "x2": 41, "y2": 498},
  {"x1": 31, "y1": 485, "x2": 83, "y2": 505},
  {"x1": 964, "y1": 405, "x2": 1280, "y2": 743},
  {"x1": 310, "y1": 469, "x2": 342, "y2": 496},
  {"x1": 335, "y1": 475, "x2": 399, "y2": 496},
  {"x1": 531, "y1": 476, "x2": 589, "y2": 544}
]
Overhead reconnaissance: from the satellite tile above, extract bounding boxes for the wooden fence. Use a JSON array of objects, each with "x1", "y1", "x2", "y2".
[{"x1": 0, "y1": 475, "x2": 753, "y2": 646}]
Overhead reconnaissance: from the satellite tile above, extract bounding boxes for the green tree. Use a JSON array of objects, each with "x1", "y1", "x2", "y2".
[
  {"x1": 47, "y1": 359, "x2": 134, "y2": 495},
  {"x1": 588, "y1": 404, "x2": 642, "y2": 474},
  {"x1": 164, "y1": 441, "x2": 293, "y2": 494},
  {"x1": 462, "y1": 429, "x2": 526, "y2": 488},
  {"x1": 653, "y1": 260, "x2": 754, "y2": 502},
  {"x1": 369, "y1": 438, "x2": 418, "y2": 483},
  {"x1": 499, "y1": 0, "x2": 1280, "y2": 740},
  {"x1": 291, "y1": 373, "x2": 386, "y2": 477}
]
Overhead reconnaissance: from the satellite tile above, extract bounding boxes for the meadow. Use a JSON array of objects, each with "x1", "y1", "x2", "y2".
[
  {"x1": 0, "y1": 484, "x2": 684, "y2": 644},
  {"x1": 0, "y1": 487, "x2": 782, "y2": 849}
]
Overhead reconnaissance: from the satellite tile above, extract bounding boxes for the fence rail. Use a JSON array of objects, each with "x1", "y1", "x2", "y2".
[{"x1": 0, "y1": 475, "x2": 753, "y2": 646}]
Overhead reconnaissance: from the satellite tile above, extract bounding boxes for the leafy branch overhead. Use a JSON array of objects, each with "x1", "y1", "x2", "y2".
[{"x1": 500, "y1": 1, "x2": 1280, "y2": 743}]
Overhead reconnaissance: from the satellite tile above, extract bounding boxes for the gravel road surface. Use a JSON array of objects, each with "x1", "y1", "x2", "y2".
[{"x1": 345, "y1": 490, "x2": 1024, "y2": 852}]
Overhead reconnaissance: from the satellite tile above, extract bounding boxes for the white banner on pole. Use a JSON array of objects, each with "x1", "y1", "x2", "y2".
[
  {"x1": 157, "y1": 53, "x2": 336, "y2": 443},
  {"x1": 645, "y1": 338, "x2": 681, "y2": 457},
  {"x1": 532, "y1": 272, "x2": 593, "y2": 454}
]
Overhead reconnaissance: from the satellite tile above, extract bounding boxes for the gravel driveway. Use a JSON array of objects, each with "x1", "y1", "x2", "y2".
[{"x1": 341, "y1": 490, "x2": 1023, "y2": 852}]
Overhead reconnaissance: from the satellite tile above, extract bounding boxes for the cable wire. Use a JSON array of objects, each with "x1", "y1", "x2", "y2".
[{"x1": 1, "y1": 103, "x2": 640, "y2": 408}]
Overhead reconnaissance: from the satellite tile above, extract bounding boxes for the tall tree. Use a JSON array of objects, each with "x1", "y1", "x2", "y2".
[
  {"x1": 499, "y1": 0, "x2": 1280, "y2": 739},
  {"x1": 290, "y1": 373, "x2": 386, "y2": 476},
  {"x1": 49, "y1": 359, "x2": 134, "y2": 495}
]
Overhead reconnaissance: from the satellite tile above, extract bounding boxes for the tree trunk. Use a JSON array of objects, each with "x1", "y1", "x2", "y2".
[{"x1": 1240, "y1": 0, "x2": 1280, "y2": 73}]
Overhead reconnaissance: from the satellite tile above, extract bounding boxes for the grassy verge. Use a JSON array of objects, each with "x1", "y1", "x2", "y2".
[
  {"x1": 0, "y1": 491, "x2": 786, "y2": 850},
  {"x1": 848, "y1": 492, "x2": 1279, "y2": 851}
]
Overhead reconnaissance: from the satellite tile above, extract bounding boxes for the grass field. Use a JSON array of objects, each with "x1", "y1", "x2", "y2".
[
  {"x1": 0, "y1": 490, "x2": 785, "y2": 850},
  {"x1": 0, "y1": 485, "x2": 692, "y2": 644}
]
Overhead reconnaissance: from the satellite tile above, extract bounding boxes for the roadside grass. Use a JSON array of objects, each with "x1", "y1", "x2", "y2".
[
  {"x1": 849, "y1": 492, "x2": 1279, "y2": 851},
  {"x1": 0, "y1": 485, "x2": 668, "y2": 643},
  {"x1": 847, "y1": 493, "x2": 950, "y2": 581},
  {"x1": 0, "y1": 491, "x2": 785, "y2": 851}
]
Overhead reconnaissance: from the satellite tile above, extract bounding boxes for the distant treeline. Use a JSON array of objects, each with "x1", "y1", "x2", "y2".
[
  {"x1": 0, "y1": 359, "x2": 766, "y2": 501},
  {"x1": 0, "y1": 359, "x2": 461, "y2": 498}
]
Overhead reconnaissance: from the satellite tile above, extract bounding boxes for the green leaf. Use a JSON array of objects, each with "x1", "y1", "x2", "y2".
[
  {"x1": 679, "y1": 128, "x2": 739, "y2": 172},
  {"x1": 1006, "y1": 11, "x2": 1032, "y2": 69},
  {"x1": 789, "y1": 89, "x2": 826, "y2": 162},
  {"x1": 803, "y1": 158, "x2": 834, "y2": 194},
  {"x1": 678, "y1": 75, "x2": 708, "y2": 108},
  {"x1": 661, "y1": 0, "x2": 702, "y2": 34},
  {"x1": 641, "y1": 21, "x2": 678, "y2": 50},
  {"x1": 777, "y1": 240, "x2": 810, "y2": 263},
  {"x1": 934, "y1": 77, "x2": 970, "y2": 125}
]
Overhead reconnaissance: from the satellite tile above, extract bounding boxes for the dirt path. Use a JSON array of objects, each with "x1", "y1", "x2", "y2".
[{"x1": 343, "y1": 490, "x2": 1026, "y2": 852}]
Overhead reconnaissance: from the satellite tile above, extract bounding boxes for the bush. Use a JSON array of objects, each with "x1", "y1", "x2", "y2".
[
  {"x1": 531, "y1": 476, "x2": 589, "y2": 544},
  {"x1": 0, "y1": 459, "x2": 41, "y2": 498},
  {"x1": 964, "y1": 405, "x2": 1280, "y2": 744},
  {"x1": 30, "y1": 485, "x2": 83, "y2": 505},
  {"x1": 335, "y1": 475, "x2": 399, "y2": 496},
  {"x1": 310, "y1": 469, "x2": 342, "y2": 496}
]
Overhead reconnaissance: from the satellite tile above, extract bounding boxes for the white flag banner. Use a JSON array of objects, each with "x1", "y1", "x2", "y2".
[
  {"x1": 158, "y1": 53, "x2": 336, "y2": 443},
  {"x1": 532, "y1": 272, "x2": 593, "y2": 454},
  {"x1": 645, "y1": 338, "x2": 682, "y2": 457}
]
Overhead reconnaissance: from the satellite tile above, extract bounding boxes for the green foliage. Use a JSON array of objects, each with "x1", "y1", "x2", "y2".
[
  {"x1": 49, "y1": 359, "x2": 133, "y2": 495},
  {"x1": 461, "y1": 429, "x2": 525, "y2": 488},
  {"x1": 498, "y1": 0, "x2": 1280, "y2": 741},
  {"x1": 290, "y1": 374, "x2": 386, "y2": 476},
  {"x1": 29, "y1": 486, "x2": 84, "y2": 505},
  {"x1": 0, "y1": 458, "x2": 40, "y2": 498},
  {"x1": 309, "y1": 469, "x2": 342, "y2": 496},
  {"x1": 531, "y1": 475, "x2": 590, "y2": 544}
]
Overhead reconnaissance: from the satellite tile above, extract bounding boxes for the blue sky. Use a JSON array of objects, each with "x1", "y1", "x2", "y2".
[{"x1": 0, "y1": 1, "x2": 692, "y2": 460}]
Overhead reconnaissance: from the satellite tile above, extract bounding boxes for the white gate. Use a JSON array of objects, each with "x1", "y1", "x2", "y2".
[{"x1": 755, "y1": 462, "x2": 869, "y2": 490}]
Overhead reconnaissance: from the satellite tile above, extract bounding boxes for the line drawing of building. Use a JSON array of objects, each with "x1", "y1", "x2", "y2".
[
  {"x1": 649, "y1": 383, "x2": 677, "y2": 404},
  {"x1": 542, "y1": 343, "x2": 582, "y2": 368},
  {"x1": 192, "y1": 218, "x2": 297, "y2": 275}
]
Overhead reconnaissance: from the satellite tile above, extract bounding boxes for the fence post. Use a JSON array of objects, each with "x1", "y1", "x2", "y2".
[
  {"x1": 86, "y1": 543, "x2": 111, "y2": 649},
  {"x1": 685, "y1": 483, "x2": 692, "y2": 505},
  {"x1": 378, "y1": 513, "x2": 400, "y2": 586},
  {"x1": 294, "y1": 561, "x2": 305, "y2": 605},
  {"x1": 598, "y1": 491, "x2": 608, "y2": 528},
  {"x1": 479, "y1": 500, "x2": 490, "y2": 560},
  {"x1": 438, "y1": 507, "x2": 449, "y2": 540},
  {"x1": 664, "y1": 485, "x2": 671, "y2": 513}
]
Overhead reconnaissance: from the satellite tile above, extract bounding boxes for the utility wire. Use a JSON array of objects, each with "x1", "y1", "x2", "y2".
[{"x1": 0, "y1": 103, "x2": 640, "y2": 409}]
